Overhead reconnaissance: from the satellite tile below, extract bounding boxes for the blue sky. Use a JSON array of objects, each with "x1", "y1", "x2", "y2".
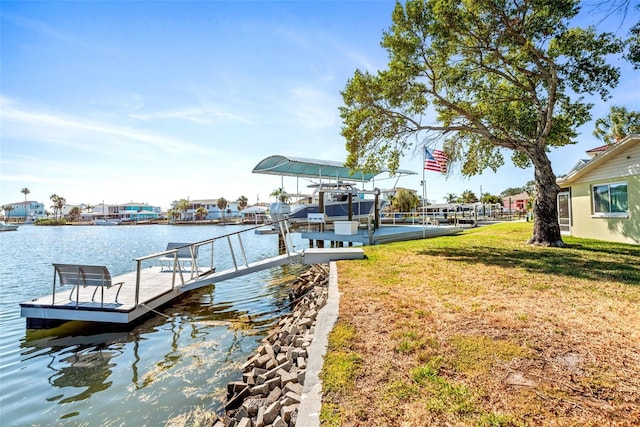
[{"x1": 1, "y1": 1, "x2": 638, "y2": 211}]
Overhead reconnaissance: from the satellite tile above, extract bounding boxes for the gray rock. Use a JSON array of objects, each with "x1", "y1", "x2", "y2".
[
  {"x1": 280, "y1": 403, "x2": 299, "y2": 424},
  {"x1": 262, "y1": 401, "x2": 282, "y2": 425},
  {"x1": 250, "y1": 382, "x2": 270, "y2": 397},
  {"x1": 283, "y1": 382, "x2": 303, "y2": 396},
  {"x1": 272, "y1": 415, "x2": 287, "y2": 427},
  {"x1": 265, "y1": 386, "x2": 282, "y2": 404}
]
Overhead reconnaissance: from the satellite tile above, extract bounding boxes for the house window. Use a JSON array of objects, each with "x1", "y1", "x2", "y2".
[{"x1": 592, "y1": 182, "x2": 628, "y2": 217}]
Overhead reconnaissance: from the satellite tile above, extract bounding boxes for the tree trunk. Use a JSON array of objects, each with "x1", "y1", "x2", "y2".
[{"x1": 527, "y1": 146, "x2": 565, "y2": 247}]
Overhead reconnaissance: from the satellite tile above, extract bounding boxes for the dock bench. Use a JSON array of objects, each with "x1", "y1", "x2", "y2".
[
  {"x1": 52, "y1": 263, "x2": 124, "y2": 307},
  {"x1": 159, "y1": 242, "x2": 200, "y2": 272}
]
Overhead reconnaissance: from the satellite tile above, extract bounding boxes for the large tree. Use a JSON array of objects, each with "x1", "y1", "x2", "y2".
[{"x1": 340, "y1": 0, "x2": 622, "y2": 246}]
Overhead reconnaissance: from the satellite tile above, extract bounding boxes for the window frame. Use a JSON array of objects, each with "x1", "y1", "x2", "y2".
[{"x1": 591, "y1": 181, "x2": 629, "y2": 218}]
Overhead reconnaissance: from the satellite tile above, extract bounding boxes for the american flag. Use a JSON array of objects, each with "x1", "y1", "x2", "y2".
[{"x1": 424, "y1": 148, "x2": 448, "y2": 173}]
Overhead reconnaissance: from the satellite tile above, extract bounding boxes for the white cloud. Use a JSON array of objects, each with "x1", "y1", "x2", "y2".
[
  {"x1": 0, "y1": 96, "x2": 219, "y2": 156},
  {"x1": 286, "y1": 86, "x2": 340, "y2": 130},
  {"x1": 129, "y1": 105, "x2": 255, "y2": 125}
]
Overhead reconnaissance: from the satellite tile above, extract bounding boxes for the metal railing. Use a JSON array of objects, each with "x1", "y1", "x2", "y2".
[{"x1": 131, "y1": 218, "x2": 296, "y2": 306}]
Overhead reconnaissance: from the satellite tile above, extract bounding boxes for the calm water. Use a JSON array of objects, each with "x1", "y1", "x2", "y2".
[{"x1": 0, "y1": 224, "x2": 309, "y2": 426}]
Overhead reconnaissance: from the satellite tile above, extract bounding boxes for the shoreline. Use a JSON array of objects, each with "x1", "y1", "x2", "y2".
[{"x1": 184, "y1": 263, "x2": 334, "y2": 427}]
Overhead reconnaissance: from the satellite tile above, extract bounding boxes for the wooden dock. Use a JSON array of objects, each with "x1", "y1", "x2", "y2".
[{"x1": 20, "y1": 221, "x2": 364, "y2": 328}]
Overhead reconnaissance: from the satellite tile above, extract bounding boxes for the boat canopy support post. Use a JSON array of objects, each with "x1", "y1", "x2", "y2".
[
  {"x1": 374, "y1": 189, "x2": 380, "y2": 230},
  {"x1": 317, "y1": 192, "x2": 325, "y2": 248}
]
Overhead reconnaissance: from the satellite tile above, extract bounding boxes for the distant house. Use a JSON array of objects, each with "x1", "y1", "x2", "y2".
[
  {"x1": 556, "y1": 134, "x2": 639, "y2": 245},
  {"x1": 502, "y1": 192, "x2": 530, "y2": 213},
  {"x1": 241, "y1": 204, "x2": 268, "y2": 223},
  {"x1": 61, "y1": 203, "x2": 89, "y2": 218},
  {"x1": 91, "y1": 202, "x2": 161, "y2": 221},
  {"x1": 1, "y1": 200, "x2": 46, "y2": 221},
  {"x1": 186, "y1": 199, "x2": 240, "y2": 221}
]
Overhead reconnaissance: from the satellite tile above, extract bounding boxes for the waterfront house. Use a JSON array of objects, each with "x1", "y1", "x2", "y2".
[
  {"x1": 187, "y1": 199, "x2": 240, "y2": 221},
  {"x1": 556, "y1": 134, "x2": 639, "y2": 245},
  {"x1": 91, "y1": 202, "x2": 161, "y2": 222},
  {"x1": 1, "y1": 200, "x2": 46, "y2": 222},
  {"x1": 241, "y1": 205, "x2": 268, "y2": 223},
  {"x1": 501, "y1": 192, "x2": 530, "y2": 213}
]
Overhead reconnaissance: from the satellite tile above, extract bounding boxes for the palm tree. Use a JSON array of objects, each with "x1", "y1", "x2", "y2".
[
  {"x1": 50, "y1": 194, "x2": 59, "y2": 220},
  {"x1": 167, "y1": 209, "x2": 180, "y2": 222},
  {"x1": 270, "y1": 188, "x2": 289, "y2": 202},
  {"x1": 237, "y1": 195, "x2": 248, "y2": 210},
  {"x1": 593, "y1": 105, "x2": 640, "y2": 145},
  {"x1": 195, "y1": 207, "x2": 208, "y2": 221},
  {"x1": 460, "y1": 190, "x2": 478, "y2": 203},
  {"x1": 174, "y1": 199, "x2": 190, "y2": 221},
  {"x1": 2, "y1": 205, "x2": 14, "y2": 221},
  {"x1": 444, "y1": 193, "x2": 457, "y2": 204},
  {"x1": 217, "y1": 197, "x2": 227, "y2": 223},
  {"x1": 49, "y1": 194, "x2": 66, "y2": 220},
  {"x1": 20, "y1": 187, "x2": 30, "y2": 221}
]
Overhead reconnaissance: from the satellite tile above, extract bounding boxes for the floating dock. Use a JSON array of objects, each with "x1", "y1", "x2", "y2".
[
  {"x1": 20, "y1": 221, "x2": 364, "y2": 329},
  {"x1": 300, "y1": 224, "x2": 462, "y2": 246}
]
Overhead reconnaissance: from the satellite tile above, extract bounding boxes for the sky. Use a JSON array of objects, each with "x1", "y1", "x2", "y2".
[{"x1": 1, "y1": 1, "x2": 639, "y2": 211}]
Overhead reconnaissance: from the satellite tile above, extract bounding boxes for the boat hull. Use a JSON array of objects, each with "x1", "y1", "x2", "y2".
[
  {"x1": 288, "y1": 199, "x2": 379, "y2": 222},
  {"x1": 94, "y1": 219, "x2": 121, "y2": 226},
  {"x1": 0, "y1": 222, "x2": 19, "y2": 232}
]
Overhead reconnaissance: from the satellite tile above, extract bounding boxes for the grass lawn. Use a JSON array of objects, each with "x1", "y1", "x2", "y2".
[{"x1": 320, "y1": 222, "x2": 640, "y2": 426}]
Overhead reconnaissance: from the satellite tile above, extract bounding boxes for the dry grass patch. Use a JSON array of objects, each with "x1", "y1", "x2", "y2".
[{"x1": 322, "y1": 222, "x2": 640, "y2": 426}]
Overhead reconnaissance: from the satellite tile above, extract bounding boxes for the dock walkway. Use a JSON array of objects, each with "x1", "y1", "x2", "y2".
[{"x1": 20, "y1": 220, "x2": 364, "y2": 328}]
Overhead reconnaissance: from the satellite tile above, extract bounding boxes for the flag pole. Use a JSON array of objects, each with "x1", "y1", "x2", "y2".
[
  {"x1": 422, "y1": 145, "x2": 427, "y2": 206},
  {"x1": 422, "y1": 145, "x2": 427, "y2": 236}
]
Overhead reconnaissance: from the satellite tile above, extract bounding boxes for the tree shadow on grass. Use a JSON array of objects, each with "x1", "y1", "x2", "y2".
[{"x1": 416, "y1": 244, "x2": 640, "y2": 286}]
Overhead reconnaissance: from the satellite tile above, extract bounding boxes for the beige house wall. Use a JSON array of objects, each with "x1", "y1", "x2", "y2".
[{"x1": 568, "y1": 175, "x2": 639, "y2": 244}]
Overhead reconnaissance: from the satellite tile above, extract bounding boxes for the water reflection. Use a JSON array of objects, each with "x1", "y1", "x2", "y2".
[
  {"x1": 14, "y1": 264, "x2": 307, "y2": 424},
  {"x1": 47, "y1": 348, "x2": 119, "y2": 403}
]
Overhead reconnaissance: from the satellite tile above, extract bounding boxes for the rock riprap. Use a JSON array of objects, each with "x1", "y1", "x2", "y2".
[{"x1": 215, "y1": 263, "x2": 329, "y2": 427}]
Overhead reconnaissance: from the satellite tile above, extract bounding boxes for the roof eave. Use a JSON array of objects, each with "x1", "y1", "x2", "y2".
[{"x1": 557, "y1": 134, "x2": 639, "y2": 186}]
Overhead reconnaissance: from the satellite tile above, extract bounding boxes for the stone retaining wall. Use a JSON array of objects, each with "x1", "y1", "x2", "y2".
[{"x1": 214, "y1": 263, "x2": 330, "y2": 427}]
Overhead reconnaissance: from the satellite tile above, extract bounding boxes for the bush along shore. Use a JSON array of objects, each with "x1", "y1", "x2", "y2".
[{"x1": 213, "y1": 263, "x2": 329, "y2": 427}]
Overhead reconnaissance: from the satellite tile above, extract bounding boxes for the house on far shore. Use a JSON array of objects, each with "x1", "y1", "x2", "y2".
[
  {"x1": 1, "y1": 200, "x2": 46, "y2": 222},
  {"x1": 185, "y1": 199, "x2": 240, "y2": 221},
  {"x1": 90, "y1": 202, "x2": 161, "y2": 222},
  {"x1": 502, "y1": 192, "x2": 530, "y2": 213},
  {"x1": 556, "y1": 134, "x2": 639, "y2": 245}
]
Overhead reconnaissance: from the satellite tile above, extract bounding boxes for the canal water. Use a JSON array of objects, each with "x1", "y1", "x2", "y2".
[{"x1": 0, "y1": 224, "x2": 310, "y2": 426}]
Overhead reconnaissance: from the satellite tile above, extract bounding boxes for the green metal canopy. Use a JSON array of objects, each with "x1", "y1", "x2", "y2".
[{"x1": 252, "y1": 155, "x2": 416, "y2": 182}]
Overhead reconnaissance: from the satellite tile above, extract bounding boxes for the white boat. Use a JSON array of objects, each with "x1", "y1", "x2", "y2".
[
  {"x1": 253, "y1": 155, "x2": 416, "y2": 224},
  {"x1": 94, "y1": 218, "x2": 122, "y2": 226},
  {"x1": 0, "y1": 221, "x2": 19, "y2": 232},
  {"x1": 279, "y1": 183, "x2": 385, "y2": 223}
]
